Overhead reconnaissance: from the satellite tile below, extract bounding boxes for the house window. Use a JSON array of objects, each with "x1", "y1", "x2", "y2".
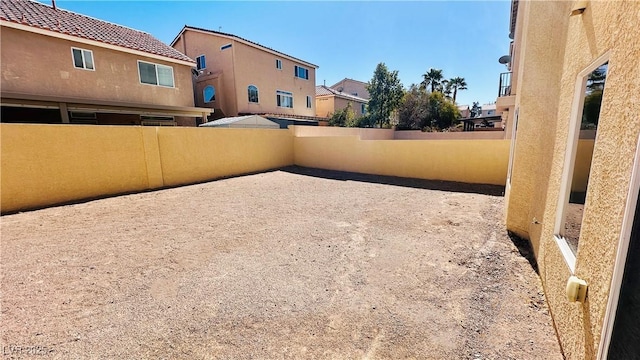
[
  {"x1": 276, "y1": 90, "x2": 293, "y2": 108},
  {"x1": 221, "y1": 43, "x2": 232, "y2": 51},
  {"x1": 203, "y1": 85, "x2": 215, "y2": 103},
  {"x1": 138, "y1": 61, "x2": 174, "y2": 87},
  {"x1": 361, "y1": 103, "x2": 366, "y2": 114},
  {"x1": 306, "y1": 96, "x2": 312, "y2": 109},
  {"x1": 276, "y1": 59, "x2": 282, "y2": 70},
  {"x1": 294, "y1": 65, "x2": 309, "y2": 80},
  {"x1": 248, "y1": 85, "x2": 259, "y2": 103},
  {"x1": 196, "y1": 55, "x2": 206, "y2": 70},
  {"x1": 352, "y1": 92, "x2": 358, "y2": 96},
  {"x1": 554, "y1": 57, "x2": 608, "y2": 272},
  {"x1": 71, "y1": 47, "x2": 94, "y2": 70}
]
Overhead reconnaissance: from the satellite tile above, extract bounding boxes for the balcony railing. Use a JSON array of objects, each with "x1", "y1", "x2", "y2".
[{"x1": 498, "y1": 72, "x2": 512, "y2": 97}]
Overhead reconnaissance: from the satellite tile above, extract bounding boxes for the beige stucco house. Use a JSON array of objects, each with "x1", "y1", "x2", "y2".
[
  {"x1": 330, "y1": 78, "x2": 370, "y2": 100},
  {"x1": 0, "y1": 0, "x2": 211, "y2": 126},
  {"x1": 504, "y1": 0, "x2": 640, "y2": 358},
  {"x1": 315, "y1": 85, "x2": 368, "y2": 119},
  {"x1": 171, "y1": 26, "x2": 318, "y2": 123}
]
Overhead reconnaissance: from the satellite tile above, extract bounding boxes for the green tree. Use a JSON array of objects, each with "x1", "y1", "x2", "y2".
[
  {"x1": 421, "y1": 68, "x2": 444, "y2": 93},
  {"x1": 328, "y1": 102, "x2": 357, "y2": 127},
  {"x1": 581, "y1": 90, "x2": 603, "y2": 129},
  {"x1": 449, "y1": 77, "x2": 467, "y2": 104},
  {"x1": 366, "y1": 63, "x2": 405, "y2": 128},
  {"x1": 425, "y1": 92, "x2": 460, "y2": 130},
  {"x1": 397, "y1": 84, "x2": 430, "y2": 130},
  {"x1": 441, "y1": 80, "x2": 453, "y2": 99},
  {"x1": 470, "y1": 101, "x2": 481, "y2": 118}
]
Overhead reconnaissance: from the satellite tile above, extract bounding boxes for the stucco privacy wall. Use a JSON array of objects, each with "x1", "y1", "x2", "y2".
[
  {"x1": 0, "y1": 124, "x2": 294, "y2": 213},
  {"x1": 0, "y1": 124, "x2": 153, "y2": 213},
  {"x1": 157, "y1": 127, "x2": 294, "y2": 187},
  {"x1": 505, "y1": 1, "x2": 640, "y2": 359},
  {"x1": 290, "y1": 125, "x2": 394, "y2": 140},
  {"x1": 294, "y1": 136, "x2": 510, "y2": 186},
  {"x1": 394, "y1": 130, "x2": 505, "y2": 140}
]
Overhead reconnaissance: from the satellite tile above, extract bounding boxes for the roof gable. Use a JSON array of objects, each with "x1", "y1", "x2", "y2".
[
  {"x1": 0, "y1": 0, "x2": 193, "y2": 63},
  {"x1": 315, "y1": 85, "x2": 368, "y2": 103},
  {"x1": 173, "y1": 25, "x2": 318, "y2": 69}
]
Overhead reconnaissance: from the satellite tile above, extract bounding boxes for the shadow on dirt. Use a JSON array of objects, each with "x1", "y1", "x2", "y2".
[
  {"x1": 507, "y1": 231, "x2": 540, "y2": 274},
  {"x1": 282, "y1": 166, "x2": 505, "y2": 197}
]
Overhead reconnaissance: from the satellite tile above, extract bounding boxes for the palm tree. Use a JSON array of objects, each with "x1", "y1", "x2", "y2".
[
  {"x1": 441, "y1": 80, "x2": 452, "y2": 100},
  {"x1": 421, "y1": 68, "x2": 444, "y2": 93},
  {"x1": 449, "y1": 77, "x2": 467, "y2": 104}
]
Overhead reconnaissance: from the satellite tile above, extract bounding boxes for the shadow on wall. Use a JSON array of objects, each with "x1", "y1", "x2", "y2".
[{"x1": 282, "y1": 165, "x2": 505, "y2": 197}]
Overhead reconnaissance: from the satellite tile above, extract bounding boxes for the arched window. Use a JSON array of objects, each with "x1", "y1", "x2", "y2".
[
  {"x1": 248, "y1": 85, "x2": 259, "y2": 103},
  {"x1": 203, "y1": 85, "x2": 215, "y2": 103}
]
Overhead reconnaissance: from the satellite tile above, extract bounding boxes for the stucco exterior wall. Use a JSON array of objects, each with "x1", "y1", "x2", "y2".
[
  {"x1": 505, "y1": 1, "x2": 640, "y2": 358},
  {"x1": 173, "y1": 32, "x2": 237, "y2": 116},
  {"x1": 315, "y1": 96, "x2": 335, "y2": 118},
  {"x1": 232, "y1": 42, "x2": 316, "y2": 117},
  {"x1": 1, "y1": 27, "x2": 194, "y2": 107},
  {"x1": 331, "y1": 79, "x2": 370, "y2": 99},
  {"x1": 504, "y1": 0, "x2": 571, "y2": 245},
  {"x1": 174, "y1": 30, "x2": 316, "y2": 118}
]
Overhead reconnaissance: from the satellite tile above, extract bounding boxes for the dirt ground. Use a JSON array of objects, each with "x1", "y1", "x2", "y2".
[{"x1": 1, "y1": 167, "x2": 562, "y2": 359}]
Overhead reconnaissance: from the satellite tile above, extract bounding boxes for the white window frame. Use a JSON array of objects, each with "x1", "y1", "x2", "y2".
[
  {"x1": 276, "y1": 90, "x2": 294, "y2": 109},
  {"x1": 196, "y1": 55, "x2": 206, "y2": 71},
  {"x1": 137, "y1": 60, "x2": 175, "y2": 88},
  {"x1": 553, "y1": 51, "x2": 610, "y2": 273},
  {"x1": 306, "y1": 95, "x2": 312, "y2": 109},
  {"x1": 248, "y1": 85, "x2": 259, "y2": 103},
  {"x1": 294, "y1": 65, "x2": 309, "y2": 80},
  {"x1": 71, "y1": 47, "x2": 95, "y2": 71},
  {"x1": 276, "y1": 59, "x2": 282, "y2": 70}
]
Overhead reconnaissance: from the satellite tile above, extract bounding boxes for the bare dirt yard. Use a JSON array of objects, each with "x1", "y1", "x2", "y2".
[{"x1": 1, "y1": 167, "x2": 562, "y2": 359}]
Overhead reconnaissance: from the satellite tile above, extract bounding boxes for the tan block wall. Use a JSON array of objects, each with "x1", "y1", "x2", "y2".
[
  {"x1": 294, "y1": 136, "x2": 510, "y2": 186},
  {"x1": 0, "y1": 124, "x2": 294, "y2": 213},
  {"x1": 395, "y1": 130, "x2": 506, "y2": 140},
  {"x1": 505, "y1": 1, "x2": 640, "y2": 358},
  {"x1": 1, "y1": 27, "x2": 194, "y2": 107},
  {"x1": 157, "y1": 127, "x2": 294, "y2": 187},
  {"x1": 291, "y1": 125, "x2": 394, "y2": 140}
]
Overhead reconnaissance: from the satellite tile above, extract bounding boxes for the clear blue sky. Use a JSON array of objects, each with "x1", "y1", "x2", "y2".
[{"x1": 55, "y1": 1, "x2": 511, "y2": 106}]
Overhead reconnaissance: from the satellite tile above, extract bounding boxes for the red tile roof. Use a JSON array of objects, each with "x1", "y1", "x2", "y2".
[{"x1": 0, "y1": 0, "x2": 193, "y2": 63}]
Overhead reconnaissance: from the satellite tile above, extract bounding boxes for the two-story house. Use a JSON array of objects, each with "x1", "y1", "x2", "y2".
[
  {"x1": 315, "y1": 85, "x2": 368, "y2": 119},
  {"x1": 330, "y1": 78, "x2": 370, "y2": 100},
  {"x1": 0, "y1": 0, "x2": 211, "y2": 126},
  {"x1": 170, "y1": 26, "x2": 318, "y2": 125}
]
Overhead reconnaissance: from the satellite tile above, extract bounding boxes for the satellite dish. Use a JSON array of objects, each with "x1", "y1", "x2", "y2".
[{"x1": 498, "y1": 55, "x2": 511, "y2": 64}]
